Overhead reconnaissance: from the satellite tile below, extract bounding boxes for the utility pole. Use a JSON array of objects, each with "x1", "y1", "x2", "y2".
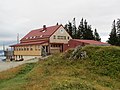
[{"x1": 3, "y1": 43, "x2": 5, "y2": 51}]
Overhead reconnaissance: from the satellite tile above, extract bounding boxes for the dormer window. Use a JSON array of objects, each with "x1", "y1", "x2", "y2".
[
  {"x1": 33, "y1": 36, "x2": 36, "y2": 38},
  {"x1": 26, "y1": 37, "x2": 28, "y2": 39},
  {"x1": 30, "y1": 37, "x2": 32, "y2": 39},
  {"x1": 40, "y1": 35, "x2": 43, "y2": 37},
  {"x1": 42, "y1": 30, "x2": 46, "y2": 33}
]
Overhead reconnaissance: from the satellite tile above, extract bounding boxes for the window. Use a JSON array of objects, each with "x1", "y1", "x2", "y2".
[
  {"x1": 35, "y1": 45, "x2": 38, "y2": 51},
  {"x1": 21, "y1": 48, "x2": 23, "y2": 51},
  {"x1": 64, "y1": 36, "x2": 66, "y2": 39},
  {"x1": 58, "y1": 45, "x2": 61, "y2": 47},
  {"x1": 51, "y1": 44, "x2": 61, "y2": 47},
  {"x1": 30, "y1": 37, "x2": 32, "y2": 39},
  {"x1": 53, "y1": 35, "x2": 56, "y2": 39},
  {"x1": 26, "y1": 37, "x2": 28, "y2": 39},
  {"x1": 27, "y1": 48, "x2": 29, "y2": 51},
  {"x1": 57, "y1": 36, "x2": 66, "y2": 39},
  {"x1": 68, "y1": 36, "x2": 69, "y2": 40},
  {"x1": 30, "y1": 48, "x2": 33, "y2": 51},
  {"x1": 33, "y1": 36, "x2": 36, "y2": 39},
  {"x1": 24, "y1": 48, "x2": 26, "y2": 51},
  {"x1": 60, "y1": 29, "x2": 64, "y2": 33},
  {"x1": 42, "y1": 30, "x2": 46, "y2": 32},
  {"x1": 40, "y1": 35, "x2": 43, "y2": 37}
]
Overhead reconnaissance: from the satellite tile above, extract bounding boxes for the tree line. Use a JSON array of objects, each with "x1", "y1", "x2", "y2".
[
  {"x1": 108, "y1": 19, "x2": 120, "y2": 46},
  {"x1": 62, "y1": 18, "x2": 120, "y2": 46},
  {"x1": 64, "y1": 18, "x2": 101, "y2": 41}
]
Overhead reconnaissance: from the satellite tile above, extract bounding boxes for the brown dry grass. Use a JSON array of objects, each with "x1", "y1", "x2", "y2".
[{"x1": 0, "y1": 64, "x2": 25, "y2": 80}]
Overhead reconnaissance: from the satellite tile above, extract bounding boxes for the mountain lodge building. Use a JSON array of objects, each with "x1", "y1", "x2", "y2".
[
  {"x1": 11, "y1": 25, "x2": 72, "y2": 60},
  {"x1": 10, "y1": 24, "x2": 109, "y2": 61}
]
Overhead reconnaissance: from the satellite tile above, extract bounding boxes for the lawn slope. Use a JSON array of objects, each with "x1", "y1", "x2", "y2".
[{"x1": 0, "y1": 46, "x2": 120, "y2": 90}]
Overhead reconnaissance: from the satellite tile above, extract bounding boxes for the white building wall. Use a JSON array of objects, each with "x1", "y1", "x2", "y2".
[{"x1": 50, "y1": 26, "x2": 72, "y2": 44}]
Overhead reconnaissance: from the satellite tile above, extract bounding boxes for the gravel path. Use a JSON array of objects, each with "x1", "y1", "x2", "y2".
[{"x1": 0, "y1": 59, "x2": 39, "y2": 72}]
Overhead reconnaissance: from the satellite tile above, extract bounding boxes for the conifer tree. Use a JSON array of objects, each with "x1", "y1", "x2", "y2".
[
  {"x1": 108, "y1": 20, "x2": 117, "y2": 45},
  {"x1": 64, "y1": 24, "x2": 69, "y2": 33},
  {"x1": 72, "y1": 18, "x2": 77, "y2": 39},
  {"x1": 77, "y1": 18, "x2": 84, "y2": 39},
  {"x1": 64, "y1": 18, "x2": 101, "y2": 40},
  {"x1": 83, "y1": 19, "x2": 88, "y2": 39},
  {"x1": 116, "y1": 19, "x2": 120, "y2": 46},
  {"x1": 68, "y1": 22, "x2": 73, "y2": 37},
  {"x1": 83, "y1": 20, "x2": 94, "y2": 40},
  {"x1": 87, "y1": 25, "x2": 94, "y2": 40},
  {"x1": 94, "y1": 29, "x2": 101, "y2": 41}
]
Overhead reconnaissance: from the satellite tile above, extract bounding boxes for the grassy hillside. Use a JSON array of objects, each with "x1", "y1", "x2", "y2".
[{"x1": 0, "y1": 46, "x2": 120, "y2": 90}]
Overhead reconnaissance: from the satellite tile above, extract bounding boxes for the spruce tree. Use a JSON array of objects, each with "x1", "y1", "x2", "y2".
[
  {"x1": 77, "y1": 18, "x2": 84, "y2": 39},
  {"x1": 64, "y1": 24, "x2": 69, "y2": 33},
  {"x1": 83, "y1": 19, "x2": 88, "y2": 39},
  {"x1": 72, "y1": 18, "x2": 77, "y2": 39},
  {"x1": 87, "y1": 25, "x2": 95, "y2": 40},
  {"x1": 83, "y1": 20, "x2": 94, "y2": 40},
  {"x1": 116, "y1": 19, "x2": 120, "y2": 46},
  {"x1": 68, "y1": 22, "x2": 73, "y2": 37},
  {"x1": 94, "y1": 29, "x2": 101, "y2": 41},
  {"x1": 108, "y1": 20, "x2": 117, "y2": 45}
]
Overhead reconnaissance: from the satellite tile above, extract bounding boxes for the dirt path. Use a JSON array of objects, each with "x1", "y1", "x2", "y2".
[{"x1": 0, "y1": 58, "x2": 39, "y2": 72}]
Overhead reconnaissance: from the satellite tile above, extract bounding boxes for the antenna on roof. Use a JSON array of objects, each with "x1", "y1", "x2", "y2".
[{"x1": 17, "y1": 33, "x2": 19, "y2": 44}]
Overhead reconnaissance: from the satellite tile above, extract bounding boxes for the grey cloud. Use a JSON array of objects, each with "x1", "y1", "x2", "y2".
[{"x1": 0, "y1": 0, "x2": 120, "y2": 43}]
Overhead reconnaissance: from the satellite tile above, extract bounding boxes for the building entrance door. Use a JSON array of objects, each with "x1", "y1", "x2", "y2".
[{"x1": 41, "y1": 46, "x2": 48, "y2": 56}]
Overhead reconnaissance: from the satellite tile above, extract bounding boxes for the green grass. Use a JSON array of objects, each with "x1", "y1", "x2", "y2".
[
  {"x1": 0, "y1": 63, "x2": 36, "y2": 90},
  {"x1": 0, "y1": 46, "x2": 120, "y2": 90}
]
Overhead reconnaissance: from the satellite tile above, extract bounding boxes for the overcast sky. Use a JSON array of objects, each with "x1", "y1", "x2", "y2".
[{"x1": 0, "y1": 0, "x2": 120, "y2": 49}]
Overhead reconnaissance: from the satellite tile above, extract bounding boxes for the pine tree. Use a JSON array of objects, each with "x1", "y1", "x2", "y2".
[
  {"x1": 72, "y1": 18, "x2": 77, "y2": 39},
  {"x1": 87, "y1": 25, "x2": 95, "y2": 40},
  {"x1": 83, "y1": 20, "x2": 94, "y2": 40},
  {"x1": 77, "y1": 18, "x2": 84, "y2": 39},
  {"x1": 64, "y1": 18, "x2": 101, "y2": 40},
  {"x1": 108, "y1": 20, "x2": 117, "y2": 45},
  {"x1": 83, "y1": 19, "x2": 88, "y2": 39},
  {"x1": 68, "y1": 22, "x2": 73, "y2": 37},
  {"x1": 64, "y1": 24, "x2": 69, "y2": 33},
  {"x1": 116, "y1": 19, "x2": 120, "y2": 46},
  {"x1": 94, "y1": 29, "x2": 101, "y2": 41}
]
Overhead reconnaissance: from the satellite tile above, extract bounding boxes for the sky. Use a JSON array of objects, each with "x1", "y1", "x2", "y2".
[{"x1": 0, "y1": 0, "x2": 120, "y2": 50}]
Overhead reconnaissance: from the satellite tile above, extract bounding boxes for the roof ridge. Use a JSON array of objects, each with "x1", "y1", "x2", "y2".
[{"x1": 31, "y1": 25, "x2": 61, "y2": 31}]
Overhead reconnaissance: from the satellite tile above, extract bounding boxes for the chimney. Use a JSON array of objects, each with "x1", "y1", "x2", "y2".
[{"x1": 43, "y1": 25, "x2": 47, "y2": 30}]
